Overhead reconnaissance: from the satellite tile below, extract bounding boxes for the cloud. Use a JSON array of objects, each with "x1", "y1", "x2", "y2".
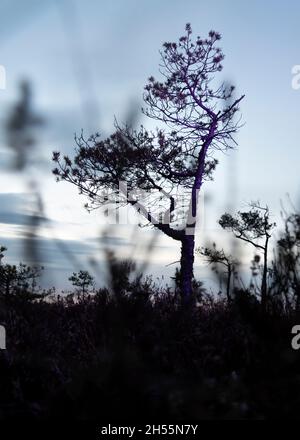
[
  {"x1": 97, "y1": 235, "x2": 133, "y2": 247},
  {"x1": 0, "y1": 234, "x2": 104, "y2": 289},
  {"x1": 0, "y1": 192, "x2": 50, "y2": 226},
  {"x1": 0, "y1": 150, "x2": 13, "y2": 169},
  {"x1": 0, "y1": 211, "x2": 48, "y2": 226},
  {"x1": 0, "y1": 192, "x2": 27, "y2": 210}
]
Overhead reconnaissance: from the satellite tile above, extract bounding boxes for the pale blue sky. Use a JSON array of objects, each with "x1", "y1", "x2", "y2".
[{"x1": 0, "y1": 0, "x2": 299, "y2": 289}]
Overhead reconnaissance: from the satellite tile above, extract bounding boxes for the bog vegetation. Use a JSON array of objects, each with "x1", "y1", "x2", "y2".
[{"x1": 0, "y1": 206, "x2": 299, "y2": 420}]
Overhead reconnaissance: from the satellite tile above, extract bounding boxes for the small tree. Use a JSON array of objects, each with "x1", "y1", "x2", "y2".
[
  {"x1": 0, "y1": 246, "x2": 44, "y2": 299},
  {"x1": 197, "y1": 243, "x2": 238, "y2": 302},
  {"x1": 69, "y1": 270, "x2": 94, "y2": 296},
  {"x1": 0, "y1": 246, "x2": 7, "y2": 264},
  {"x1": 219, "y1": 203, "x2": 276, "y2": 310},
  {"x1": 271, "y1": 212, "x2": 300, "y2": 310},
  {"x1": 53, "y1": 24, "x2": 244, "y2": 302}
]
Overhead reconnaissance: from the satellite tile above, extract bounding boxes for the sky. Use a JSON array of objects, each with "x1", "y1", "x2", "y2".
[{"x1": 0, "y1": 0, "x2": 299, "y2": 290}]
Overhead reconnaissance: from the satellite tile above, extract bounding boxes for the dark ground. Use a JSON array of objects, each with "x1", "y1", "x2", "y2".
[{"x1": 0, "y1": 280, "x2": 299, "y2": 422}]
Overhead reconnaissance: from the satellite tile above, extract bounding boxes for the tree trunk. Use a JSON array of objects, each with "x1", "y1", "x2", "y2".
[
  {"x1": 226, "y1": 265, "x2": 232, "y2": 303},
  {"x1": 261, "y1": 236, "x2": 269, "y2": 311},
  {"x1": 180, "y1": 234, "x2": 195, "y2": 303}
]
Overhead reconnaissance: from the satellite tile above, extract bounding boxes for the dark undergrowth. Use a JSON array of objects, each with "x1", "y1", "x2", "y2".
[{"x1": 0, "y1": 281, "x2": 299, "y2": 421}]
